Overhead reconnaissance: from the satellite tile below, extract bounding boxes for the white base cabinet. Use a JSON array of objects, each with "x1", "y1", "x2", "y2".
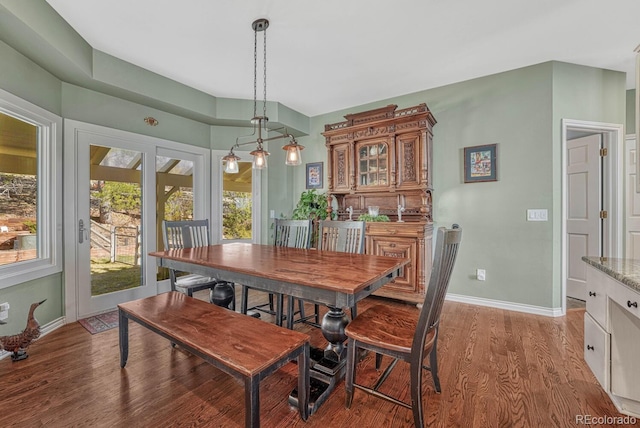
[{"x1": 583, "y1": 259, "x2": 640, "y2": 418}]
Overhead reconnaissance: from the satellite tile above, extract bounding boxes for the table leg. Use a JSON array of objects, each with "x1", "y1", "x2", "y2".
[
  {"x1": 321, "y1": 306, "x2": 350, "y2": 361},
  {"x1": 289, "y1": 305, "x2": 350, "y2": 415},
  {"x1": 119, "y1": 309, "x2": 128, "y2": 368},
  {"x1": 210, "y1": 282, "x2": 235, "y2": 309}
]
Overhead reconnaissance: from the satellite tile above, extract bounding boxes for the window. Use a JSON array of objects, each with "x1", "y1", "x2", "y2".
[
  {"x1": 222, "y1": 161, "x2": 253, "y2": 240},
  {"x1": 0, "y1": 88, "x2": 62, "y2": 288}
]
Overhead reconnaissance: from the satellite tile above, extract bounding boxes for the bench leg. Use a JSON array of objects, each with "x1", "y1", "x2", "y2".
[
  {"x1": 244, "y1": 376, "x2": 260, "y2": 428},
  {"x1": 119, "y1": 309, "x2": 129, "y2": 368},
  {"x1": 298, "y1": 343, "x2": 310, "y2": 421}
]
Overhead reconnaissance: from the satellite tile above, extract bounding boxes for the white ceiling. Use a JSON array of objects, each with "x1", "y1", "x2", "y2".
[{"x1": 46, "y1": 0, "x2": 640, "y2": 117}]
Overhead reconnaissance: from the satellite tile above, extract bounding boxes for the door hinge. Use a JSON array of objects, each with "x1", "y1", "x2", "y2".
[
  {"x1": 600, "y1": 148, "x2": 608, "y2": 157},
  {"x1": 600, "y1": 210, "x2": 608, "y2": 219}
]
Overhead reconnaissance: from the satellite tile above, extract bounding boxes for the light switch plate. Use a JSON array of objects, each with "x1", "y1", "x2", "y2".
[{"x1": 527, "y1": 209, "x2": 548, "y2": 221}]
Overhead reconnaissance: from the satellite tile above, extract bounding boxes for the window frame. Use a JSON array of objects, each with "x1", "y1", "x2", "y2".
[{"x1": 0, "y1": 88, "x2": 63, "y2": 288}]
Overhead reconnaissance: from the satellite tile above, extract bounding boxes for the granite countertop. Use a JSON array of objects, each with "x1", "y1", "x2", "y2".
[{"x1": 582, "y1": 256, "x2": 640, "y2": 292}]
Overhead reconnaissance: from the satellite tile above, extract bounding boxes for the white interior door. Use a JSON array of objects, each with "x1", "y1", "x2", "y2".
[
  {"x1": 625, "y1": 135, "x2": 640, "y2": 258},
  {"x1": 566, "y1": 134, "x2": 602, "y2": 300}
]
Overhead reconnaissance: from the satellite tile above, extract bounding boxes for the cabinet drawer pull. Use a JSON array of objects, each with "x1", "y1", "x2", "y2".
[
  {"x1": 386, "y1": 229, "x2": 397, "y2": 235},
  {"x1": 389, "y1": 243, "x2": 396, "y2": 248},
  {"x1": 589, "y1": 291, "x2": 596, "y2": 297},
  {"x1": 627, "y1": 300, "x2": 638, "y2": 309},
  {"x1": 587, "y1": 345, "x2": 594, "y2": 351}
]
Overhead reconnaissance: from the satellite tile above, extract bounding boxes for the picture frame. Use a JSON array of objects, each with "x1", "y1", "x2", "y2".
[
  {"x1": 464, "y1": 144, "x2": 497, "y2": 183},
  {"x1": 305, "y1": 162, "x2": 323, "y2": 189}
]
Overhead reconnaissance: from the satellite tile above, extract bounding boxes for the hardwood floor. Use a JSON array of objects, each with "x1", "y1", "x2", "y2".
[{"x1": 0, "y1": 292, "x2": 633, "y2": 427}]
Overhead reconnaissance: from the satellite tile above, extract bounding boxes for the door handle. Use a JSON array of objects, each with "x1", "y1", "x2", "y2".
[{"x1": 79, "y1": 219, "x2": 88, "y2": 244}]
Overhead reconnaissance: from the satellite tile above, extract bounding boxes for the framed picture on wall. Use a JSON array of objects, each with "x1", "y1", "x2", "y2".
[
  {"x1": 464, "y1": 144, "x2": 497, "y2": 183},
  {"x1": 306, "y1": 162, "x2": 323, "y2": 189}
]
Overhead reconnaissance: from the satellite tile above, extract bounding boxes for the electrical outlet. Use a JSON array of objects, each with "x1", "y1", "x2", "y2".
[
  {"x1": 476, "y1": 269, "x2": 486, "y2": 281},
  {"x1": 270, "y1": 210, "x2": 275, "y2": 219}
]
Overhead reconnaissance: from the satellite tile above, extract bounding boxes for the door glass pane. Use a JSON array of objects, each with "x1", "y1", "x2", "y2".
[
  {"x1": 89, "y1": 145, "x2": 142, "y2": 296},
  {"x1": 223, "y1": 161, "x2": 252, "y2": 240},
  {"x1": 0, "y1": 112, "x2": 38, "y2": 266},
  {"x1": 156, "y1": 155, "x2": 195, "y2": 280}
]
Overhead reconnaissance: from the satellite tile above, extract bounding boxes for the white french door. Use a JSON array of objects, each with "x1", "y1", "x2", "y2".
[{"x1": 64, "y1": 120, "x2": 211, "y2": 320}]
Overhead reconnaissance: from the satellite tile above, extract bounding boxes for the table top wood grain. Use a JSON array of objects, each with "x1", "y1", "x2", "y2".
[{"x1": 150, "y1": 242, "x2": 409, "y2": 296}]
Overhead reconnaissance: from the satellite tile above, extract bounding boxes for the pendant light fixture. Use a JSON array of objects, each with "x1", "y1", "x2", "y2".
[{"x1": 222, "y1": 18, "x2": 304, "y2": 173}]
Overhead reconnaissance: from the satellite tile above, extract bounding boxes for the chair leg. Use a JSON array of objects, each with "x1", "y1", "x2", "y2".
[
  {"x1": 228, "y1": 283, "x2": 236, "y2": 311},
  {"x1": 345, "y1": 338, "x2": 356, "y2": 408},
  {"x1": 350, "y1": 304, "x2": 357, "y2": 320},
  {"x1": 240, "y1": 285, "x2": 249, "y2": 314},
  {"x1": 410, "y1": 352, "x2": 425, "y2": 428},
  {"x1": 430, "y1": 327, "x2": 441, "y2": 393},
  {"x1": 313, "y1": 304, "x2": 320, "y2": 324},
  {"x1": 298, "y1": 299, "x2": 307, "y2": 321},
  {"x1": 375, "y1": 353, "x2": 383, "y2": 370},
  {"x1": 268, "y1": 293, "x2": 275, "y2": 311},
  {"x1": 275, "y1": 293, "x2": 284, "y2": 327},
  {"x1": 287, "y1": 296, "x2": 295, "y2": 330}
]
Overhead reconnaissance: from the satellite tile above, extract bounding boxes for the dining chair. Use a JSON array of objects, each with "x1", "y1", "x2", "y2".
[
  {"x1": 289, "y1": 220, "x2": 365, "y2": 328},
  {"x1": 241, "y1": 219, "x2": 312, "y2": 326},
  {"x1": 162, "y1": 219, "x2": 235, "y2": 310},
  {"x1": 344, "y1": 224, "x2": 462, "y2": 428}
]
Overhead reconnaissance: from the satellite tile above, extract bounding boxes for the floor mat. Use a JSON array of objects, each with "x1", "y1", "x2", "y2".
[{"x1": 78, "y1": 310, "x2": 119, "y2": 334}]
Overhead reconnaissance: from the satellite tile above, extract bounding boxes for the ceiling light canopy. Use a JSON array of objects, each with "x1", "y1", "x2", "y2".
[{"x1": 222, "y1": 18, "x2": 304, "y2": 174}]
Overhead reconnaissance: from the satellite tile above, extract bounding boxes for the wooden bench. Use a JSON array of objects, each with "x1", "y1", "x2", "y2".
[{"x1": 118, "y1": 291, "x2": 310, "y2": 427}]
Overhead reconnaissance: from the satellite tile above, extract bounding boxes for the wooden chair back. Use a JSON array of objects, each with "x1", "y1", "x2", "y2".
[
  {"x1": 274, "y1": 219, "x2": 312, "y2": 249},
  {"x1": 317, "y1": 220, "x2": 365, "y2": 254},
  {"x1": 162, "y1": 219, "x2": 211, "y2": 250},
  {"x1": 411, "y1": 224, "x2": 462, "y2": 360}
]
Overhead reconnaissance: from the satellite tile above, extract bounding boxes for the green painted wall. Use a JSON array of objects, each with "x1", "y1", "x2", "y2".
[
  {"x1": 0, "y1": 274, "x2": 62, "y2": 333},
  {"x1": 62, "y1": 83, "x2": 212, "y2": 148},
  {"x1": 0, "y1": 39, "x2": 61, "y2": 114},
  {"x1": 298, "y1": 61, "x2": 625, "y2": 310},
  {"x1": 627, "y1": 89, "x2": 636, "y2": 135}
]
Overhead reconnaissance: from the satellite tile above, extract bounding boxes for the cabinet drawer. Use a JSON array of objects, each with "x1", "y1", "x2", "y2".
[
  {"x1": 365, "y1": 222, "x2": 425, "y2": 237},
  {"x1": 369, "y1": 237, "x2": 416, "y2": 291},
  {"x1": 585, "y1": 266, "x2": 609, "y2": 330},
  {"x1": 608, "y1": 282, "x2": 640, "y2": 322},
  {"x1": 584, "y1": 313, "x2": 610, "y2": 390},
  {"x1": 609, "y1": 297, "x2": 640, "y2": 402}
]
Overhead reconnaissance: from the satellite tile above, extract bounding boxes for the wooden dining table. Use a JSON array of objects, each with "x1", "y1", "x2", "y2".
[{"x1": 149, "y1": 242, "x2": 408, "y2": 413}]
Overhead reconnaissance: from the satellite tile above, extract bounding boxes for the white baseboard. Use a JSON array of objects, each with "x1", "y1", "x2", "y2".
[
  {"x1": 0, "y1": 316, "x2": 65, "y2": 361},
  {"x1": 446, "y1": 293, "x2": 564, "y2": 317}
]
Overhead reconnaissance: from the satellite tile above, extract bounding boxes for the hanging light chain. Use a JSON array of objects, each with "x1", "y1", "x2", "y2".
[
  {"x1": 263, "y1": 24, "x2": 267, "y2": 122},
  {"x1": 253, "y1": 26, "x2": 258, "y2": 119}
]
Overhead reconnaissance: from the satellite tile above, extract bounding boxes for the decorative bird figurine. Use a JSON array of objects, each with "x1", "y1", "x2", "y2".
[{"x1": 0, "y1": 299, "x2": 46, "y2": 361}]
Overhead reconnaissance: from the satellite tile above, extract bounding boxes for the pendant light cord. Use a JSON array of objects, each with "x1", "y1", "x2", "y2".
[{"x1": 263, "y1": 26, "x2": 267, "y2": 122}]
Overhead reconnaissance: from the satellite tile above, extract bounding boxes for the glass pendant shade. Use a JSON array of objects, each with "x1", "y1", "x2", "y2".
[
  {"x1": 224, "y1": 157, "x2": 239, "y2": 173},
  {"x1": 285, "y1": 145, "x2": 302, "y2": 166},
  {"x1": 282, "y1": 140, "x2": 305, "y2": 166},
  {"x1": 251, "y1": 148, "x2": 268, "y2": 169}
]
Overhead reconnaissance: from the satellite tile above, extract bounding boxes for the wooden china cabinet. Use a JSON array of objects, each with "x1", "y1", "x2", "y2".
[{"x1": 323, "y1": 103, "x2": 437, "y2": 304}]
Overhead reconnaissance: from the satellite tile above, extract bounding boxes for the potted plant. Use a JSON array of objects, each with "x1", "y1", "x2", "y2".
[
  {"x1": 292, "y1": 190, "x2": 335, "y2": 247},
  {"x1": 292, "y1": 189, "x2": 333, "y2": 222},
  {"x1": 357, "y1": 213, "x2": 390, "y2": 222}
]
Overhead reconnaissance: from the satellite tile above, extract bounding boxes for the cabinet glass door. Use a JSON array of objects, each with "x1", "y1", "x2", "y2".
[{"x1": 358, "y1": 142, "x2": 388, "y2": 186}]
